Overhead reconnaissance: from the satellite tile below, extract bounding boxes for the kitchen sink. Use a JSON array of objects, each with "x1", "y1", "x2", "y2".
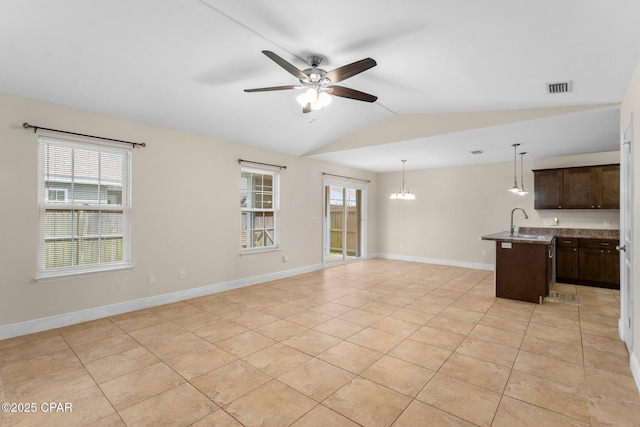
[{"x1": 511, "y1": 234, "x2": 549, "y2": 240}]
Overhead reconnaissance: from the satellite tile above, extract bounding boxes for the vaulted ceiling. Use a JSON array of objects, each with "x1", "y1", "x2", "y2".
[{"x1": 2, "y1": 0, "x2": 639, "y2": 172}]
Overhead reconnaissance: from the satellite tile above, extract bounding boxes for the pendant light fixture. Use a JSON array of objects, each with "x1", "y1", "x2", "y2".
[
  {"x1": 517, "y1": 151, "x2": 529, "y2": 196},
  {"x1": 390, "y1": 160, "x2": 416, "y2": 200},
  {"x1": 508, "y1": 143, "x2": 521, "y2": 193}
]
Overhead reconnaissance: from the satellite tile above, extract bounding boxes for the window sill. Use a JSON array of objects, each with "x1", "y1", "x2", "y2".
[
  {"x1": 239, "y1": 247, "x2": 281, "y2": 256},
  {"x1": 36, "y1": 263, "x2": 134, "y2": 283}
]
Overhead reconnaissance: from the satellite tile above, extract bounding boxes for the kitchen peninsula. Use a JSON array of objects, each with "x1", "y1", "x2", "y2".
[
  {"x1": 482, "y1": 227, "x2": 621, "y2": 304},
  {"x1": 481, "y1": 231, "x2": 554, "y2": 304}
]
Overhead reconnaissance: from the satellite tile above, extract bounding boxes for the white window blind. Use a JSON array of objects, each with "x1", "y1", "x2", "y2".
[
  {"x1": 37, "y1": 137, "x2": 132, "y2": 278},
  {"x1": 240, "y1": 167, "x2": 279, "y2": 252}
]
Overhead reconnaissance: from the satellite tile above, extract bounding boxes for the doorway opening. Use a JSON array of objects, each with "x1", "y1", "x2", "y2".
[{"x1": 323, "y1": 180, "x2": 366, "y2": 265}]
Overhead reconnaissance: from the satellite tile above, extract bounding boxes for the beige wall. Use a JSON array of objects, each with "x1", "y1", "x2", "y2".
[
  {"x1": 377, "y1": 151, "x2": 620, "y2": 268},
  {"x1": 0, "y1": 88, "x2": 630, "y2": 342},
  {"x1": 0, "y1": 92, "x2": 377, "y2": 329}
]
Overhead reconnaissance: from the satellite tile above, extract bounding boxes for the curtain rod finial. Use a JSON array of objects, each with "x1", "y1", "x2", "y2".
[{"x1": 23, "y1": 122, "x2": 38, "y2": 133}]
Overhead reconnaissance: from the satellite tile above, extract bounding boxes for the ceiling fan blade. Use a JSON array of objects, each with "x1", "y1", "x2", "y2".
[
  {"x1": 324, "y1": 58, "x2": 377, "y2": 84},
  {"x1": 262, "y1": 50, "x2": 308, "y2": 80},
  {"x1": 329, "y1": 86, "x2": 378, "y2": 103},
  {"x1": 303, "y1": 103, "x2": 311, "y2": 114},
  {"x1": 244, "y1": 85, "x2": 298, "y2": 93}
]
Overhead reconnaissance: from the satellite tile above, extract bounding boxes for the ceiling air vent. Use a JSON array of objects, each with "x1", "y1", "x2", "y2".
[
  {"x1": 470, "y1": 150, "x2": 484, "y2": 155},
  {"x1": 547, "y1": 81, "x2": 572, "y2": 94}
]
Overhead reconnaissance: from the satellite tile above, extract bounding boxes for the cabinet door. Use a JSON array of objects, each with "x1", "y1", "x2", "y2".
[
  {"x1": 578, "y1": 247, "x2": 604, "y2": 282},
  {"x1": 564, "y1": 167, "x2": 596, "y2": 209},
  {"x1": 603, "y1": 249, "x2": 620, "y2": 285},
  {"x1": 556, "y1": 246, "x2": 579, "y2": 280},
  {"x1": 496, "y1": 242, "x2": 549, "y2": 303},
  {"x1": 534, "y1": 170, "x2": 563, "y2": 209},
  {"x1": 597, "y1": 165, "x2": 620, "y2": 209}
]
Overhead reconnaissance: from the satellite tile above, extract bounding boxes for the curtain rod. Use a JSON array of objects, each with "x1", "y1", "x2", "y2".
[
  {"x1": 238, "y1": 159, "x2": 287, "y2": 170},
  {"x1": 322, "y1": 172, "x2": 371, "y2": 183},
  {"x1": 23, "y1": 123, "x2": 146, "y2": 148}
]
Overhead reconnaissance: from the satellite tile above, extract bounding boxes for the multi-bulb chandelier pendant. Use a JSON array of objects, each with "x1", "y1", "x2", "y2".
[{"x1": 390, "y1": 160, "x2": 416, "y2": 200}]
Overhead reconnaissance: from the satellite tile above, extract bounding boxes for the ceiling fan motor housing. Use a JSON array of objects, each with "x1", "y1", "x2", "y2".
[
  {"x1": 302, "y1": 68, "x2": 329, "y2": 85},
  {"x1": 307, "y1": 55, "x2": 323, "y2": 68}
]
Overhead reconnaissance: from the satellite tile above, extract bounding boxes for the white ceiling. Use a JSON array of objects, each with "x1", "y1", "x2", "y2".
[{"x1": 1, "y1": 0, "x2": 639, "y2": 172}]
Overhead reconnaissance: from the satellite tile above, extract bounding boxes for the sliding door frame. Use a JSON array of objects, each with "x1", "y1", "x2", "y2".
[{"x1": 322, "y1": 178, "x2": 367, "y2": 266}]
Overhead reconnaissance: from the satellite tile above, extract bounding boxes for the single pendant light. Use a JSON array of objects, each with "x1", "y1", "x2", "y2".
[
  {"x1": 517, "y1": 151, "x2": 529, "y2": 196},
  {"x1": 508, "y1": 143, "x2": 521, "y2": 193},
  {"x1": 390, "y1": 160, "x2": 415, "y2": 200}
]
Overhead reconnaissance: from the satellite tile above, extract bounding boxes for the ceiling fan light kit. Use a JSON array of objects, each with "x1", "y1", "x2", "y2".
[
  {"x1": 244, "y1": 50, "x2": 377, "y2": 113},
  {"x1": 296, "y1": 88, "x2": 332, "y2": 110}
]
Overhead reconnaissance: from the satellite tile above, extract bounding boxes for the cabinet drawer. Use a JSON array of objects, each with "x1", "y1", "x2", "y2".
[
  {"x1": 579, "y1": 239, "x2": 617, "y2": 248},
  {"x1": 556, "y1": 238, "x2": 579, "y2": 247}
]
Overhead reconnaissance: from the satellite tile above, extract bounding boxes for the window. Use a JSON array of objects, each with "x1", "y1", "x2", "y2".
[
  {"x1": 240, "y1": 167, "x2": 279, "y2": 252},
  {"x1": 46, "y1": 188, "x2": 68, "y2": 202},
  {"x1": 37, "y1": 137, "x2": 132, "y2": 278}
]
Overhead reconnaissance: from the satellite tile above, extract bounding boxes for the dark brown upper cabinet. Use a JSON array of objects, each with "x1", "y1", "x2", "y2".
[
  {"x1": 533, "y1": 164, "x2": 619, "y2": 210},
  {"x1": 533, "y1": 169, "x2": 564, "y2": 209},
  {"x1": 598, "y1": 165, "x2": 621, "y2": 209}
]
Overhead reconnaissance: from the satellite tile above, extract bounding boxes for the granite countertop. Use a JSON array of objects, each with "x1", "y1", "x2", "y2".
[
  {"x1": 480, "y1": 231, "x2": 554, "y2": 244},
  {"x1": 481, "y1": 227, "x2": 619, "y2": 245},
  {"x1": 518, "y1": 227, "x2": 619, "y2": 240}
]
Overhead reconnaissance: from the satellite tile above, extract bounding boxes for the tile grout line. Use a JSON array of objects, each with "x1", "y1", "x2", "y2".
[{"x1": 58, "y1": 330, "x2": 126, "y2": 426}]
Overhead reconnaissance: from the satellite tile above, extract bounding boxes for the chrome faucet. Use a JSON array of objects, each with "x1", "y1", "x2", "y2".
[{"x1": 510, "y1": 207, "x2": 529, "y2": 237}]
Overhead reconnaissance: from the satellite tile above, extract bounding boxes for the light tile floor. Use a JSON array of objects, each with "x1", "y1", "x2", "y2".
[{"x1": 1, "y1": 259, "x2": 640, "y2": 426}]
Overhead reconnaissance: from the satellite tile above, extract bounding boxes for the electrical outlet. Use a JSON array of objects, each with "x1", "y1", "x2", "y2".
[
  {"x1": 481, "y1": 250, "x2": 487, "y2": 257},
  {"x1": 283, "y1": 255, "x2": 289, "y2": 262},
  {"x1": 604, "y1": 220, "x2": 611, "y2": 227},
  {"x1": 179, "y1": 269, "x2": 186, "y2": 279},
  {"x1": 148, "y1": 273, "x2": 156, "y2": 284}
]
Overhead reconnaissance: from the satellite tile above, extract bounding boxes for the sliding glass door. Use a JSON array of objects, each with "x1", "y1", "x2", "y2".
[{"x1": 323, "y1": 180, "x2": 366, "y2": 264}]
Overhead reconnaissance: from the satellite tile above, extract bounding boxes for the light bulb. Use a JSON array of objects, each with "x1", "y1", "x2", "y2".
[
  {"x1": 305, "y1": 88, "x2": 318, "y2": 103},
  {"x1": 310, "y1": 98, "x2": 323, "y2": 110},
  {"x1": 318, "y1": 91, "x2": 332, "y2": 107},
  {"x1": 295, "y1": 93, "x2": 308, "y2": 107}
]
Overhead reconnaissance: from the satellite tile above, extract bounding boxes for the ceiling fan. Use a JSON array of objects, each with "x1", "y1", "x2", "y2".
[{"x1": 244, "y1": 50, "x2": 378, "y2": 113}]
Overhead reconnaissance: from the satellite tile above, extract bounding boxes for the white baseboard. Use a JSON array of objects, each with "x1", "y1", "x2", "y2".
[
  {"x1": 375, "y1": 253, "x2": 495, "y2": 271},
  {"x1": 631, "y1": 351, "x2": 640, "y2": 395},
  {"x1": 0, "y1": 263, "x2": 323, "y2": 340},
  {"x1": 619, "y1": 317, "x2": 625, "y2": 341}
]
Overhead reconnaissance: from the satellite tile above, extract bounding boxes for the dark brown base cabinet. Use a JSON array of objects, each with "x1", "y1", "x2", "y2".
[
  {"x1": 496, "y1": 242, "x2": 551, "y2": 304},
  {"x1": 556, "y1": 238, "x2": 620, "y2": 289},
  {"x1": 556, "y1": 238, "x2": 579, "y2": 280}
]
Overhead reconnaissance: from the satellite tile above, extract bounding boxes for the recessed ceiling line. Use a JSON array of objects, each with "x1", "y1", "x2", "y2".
[{"x1": 196, "y1": 0, "x2": 307, "y2": 66}]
